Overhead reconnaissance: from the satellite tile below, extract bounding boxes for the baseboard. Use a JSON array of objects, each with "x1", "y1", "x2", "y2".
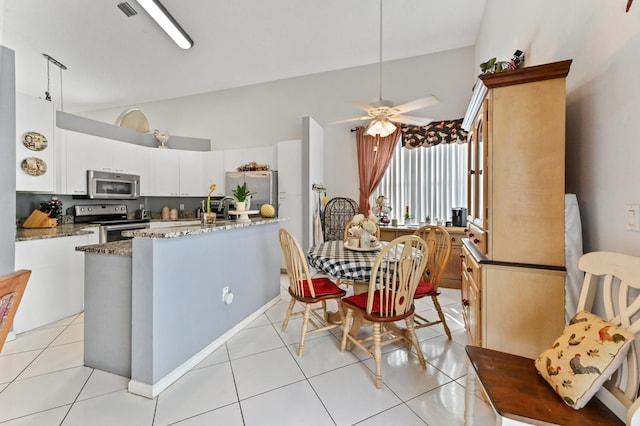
[{"x1": 128, "y1": 296, "x2": 281, "y2": 399}]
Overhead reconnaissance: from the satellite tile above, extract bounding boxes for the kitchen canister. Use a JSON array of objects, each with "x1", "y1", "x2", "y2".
[{"x1": 161, "y1": 206, "x2": 170, "y2": 220}]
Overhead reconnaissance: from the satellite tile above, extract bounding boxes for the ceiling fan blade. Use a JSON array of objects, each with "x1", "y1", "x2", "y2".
[
  {"x1": 351, "y1": 101, "x2": 374, "y2": 113},
  {"x1": 326, "y1": 116, "x2": 372, "y2": 125},
  {"x1": 394, "y1": 95, "x2": 440, "y2": 114},
  {"x1": 391, "y1": 115, "x2": 433, "y2": 126}
]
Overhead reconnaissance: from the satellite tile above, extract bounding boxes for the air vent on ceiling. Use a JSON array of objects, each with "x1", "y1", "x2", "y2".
[{"x1": 117, "y1": 2, "x2": 138, "y2": 17}]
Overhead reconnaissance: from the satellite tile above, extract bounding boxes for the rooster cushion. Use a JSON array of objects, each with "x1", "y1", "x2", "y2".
[{"x1": 535, "y1": 310, "x2": 634, "y2": 409}]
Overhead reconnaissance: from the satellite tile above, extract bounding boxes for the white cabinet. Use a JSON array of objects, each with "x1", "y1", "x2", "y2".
[
  {"x1": 14, "y1": 228, "x2": 99, "y2": 333},
  {"x1": 114, "y1": 143, "x2": 150, "y2": 195},
  {"x1": 149, "y1": 149, "x2": 207, "y2": 197},
  {"x1": 179, "y1": 150, "x2": 207, "y2": 196},
  {"x1": 65, "y1": 132, "x2": 114, "y2": 195},
  {"x1": 277, "y1": 140, "x2": 303, "y2": 246},
  {"x1": 64, "y1": 132, "x2": 151, "y2": 195},
  {"x1": 206, "y1": 151, "x2": 226, "y2": 196},
  {"x1": 149, "y1": 149, "x2": 180, "y2": 196},
  {"x1": 16, "y1": 93, "x2": 56, "y2": 193}
]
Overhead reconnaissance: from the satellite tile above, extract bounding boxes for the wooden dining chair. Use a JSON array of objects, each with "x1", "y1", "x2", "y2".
[
  {"x1": 340, "y1": 235, "x2": 429, "y2": 388},
  {"x1": 279, "y1": 229, "x2": 346, "y2": 356},
  {"x1": 0, "y1": 270, "x2": 31, "y2": 353},
  {"x1": 464, "y1": 252, "x2": 640, "y2": 425},
  {"x1": 412, "y1": 225, "x2": 453, "y2": 338}
]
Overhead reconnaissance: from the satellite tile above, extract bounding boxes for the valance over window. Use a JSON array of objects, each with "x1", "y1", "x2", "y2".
[{"x1": 401, "y1": 118, "x2": 467, "y2": 149}]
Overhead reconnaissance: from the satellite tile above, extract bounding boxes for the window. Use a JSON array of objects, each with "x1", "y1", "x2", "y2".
[{"x1": 374, "y1": 142, "x2": 467, "y2": 224}]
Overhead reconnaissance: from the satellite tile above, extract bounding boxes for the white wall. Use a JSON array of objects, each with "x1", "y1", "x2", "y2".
[
  {"x1": 82, "y1": 47, "x2": 475, "y2": 204},
  {"x1": 476, "y1": 0, "x2": 640, "y2": 255}
]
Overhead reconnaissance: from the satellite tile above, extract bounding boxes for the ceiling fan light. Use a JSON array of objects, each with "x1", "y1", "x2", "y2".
[
  {"x1": 366, "y1": 118, "x2": 396, "y2": 137},
  {"x1": 137, "y1": 0, "x2": 193, "y2": 49}
]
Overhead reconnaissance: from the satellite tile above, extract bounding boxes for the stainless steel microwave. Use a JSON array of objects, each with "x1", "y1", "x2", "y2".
[{"x1": 87, "y1": 170, "x2": 140, "y2": 199}]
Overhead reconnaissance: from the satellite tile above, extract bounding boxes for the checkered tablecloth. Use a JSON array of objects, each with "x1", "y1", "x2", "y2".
[{"x1": 306, "y1": 240, "x2": 387, "y2": 282}]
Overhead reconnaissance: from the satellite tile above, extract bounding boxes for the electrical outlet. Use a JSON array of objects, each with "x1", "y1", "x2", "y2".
[
  {"x1": 179, "y1": 204, "x2": 185, "y2": 211},
  {"x1": 222, "y1": 286, "x2": 229, "y2": 301},
  {"x1": 139, "y1": 204, "x2": 144, "y2": 210}
]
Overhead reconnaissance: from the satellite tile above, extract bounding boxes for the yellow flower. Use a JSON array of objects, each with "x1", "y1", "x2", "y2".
[{"x1": 206, "y1": 184, "x2": 217, "y2": 213}]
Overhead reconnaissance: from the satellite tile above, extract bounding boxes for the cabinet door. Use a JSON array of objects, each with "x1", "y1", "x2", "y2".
[
  {"x1": 466, "y1": 130, "x2": 476, "y2": 220},
  {"x1": 179, "y1": 150, "x2": 206, "y2": 196},
  {"x1": 205, "y1": 151, "x2": 226, "y2": 196},
  {"x1": 16, "y1": 93, "x2": 56, "y2": 192},
  {"x1": 476, "y1": 100, "x2": 488, "y2": 229},
  {"x1": 65, "y1": 132, "x2": 114, "y2": 195},
  {"x1": 276, "y1": 140, "x2": 302, "y2": 196},
  {"x1": 113, "y1": 142, "x2": 150, "y2": 195},
  {"x1": 149, "y1": 149, "x2": 180, "y2": 196}
]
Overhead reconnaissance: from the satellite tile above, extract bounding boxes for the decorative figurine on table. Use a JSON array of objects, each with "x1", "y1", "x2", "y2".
[
  {"x1": 154, "y1": 129, "x2": 170, "y2": 149},
  {"x1": 371, "y1": 195, "x2": 391, "y2": 224}
]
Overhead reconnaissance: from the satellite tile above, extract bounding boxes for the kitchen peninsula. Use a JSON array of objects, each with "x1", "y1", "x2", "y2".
[{"x1": 76, "y1": 218, "x2": 283, "y2": 398}]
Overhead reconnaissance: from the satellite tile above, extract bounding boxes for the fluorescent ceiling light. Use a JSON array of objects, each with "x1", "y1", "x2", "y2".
[{"x1": 137, "y1": 0, "x2": 193, "y2": 49}]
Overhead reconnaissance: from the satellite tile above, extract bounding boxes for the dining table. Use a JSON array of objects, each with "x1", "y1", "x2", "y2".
[
  {"x1": 306, "y1": 239, "x2": 387, "y2": 295},
  {"x1": 307, "y1": 238, "x2": 424, "y2": 343}
]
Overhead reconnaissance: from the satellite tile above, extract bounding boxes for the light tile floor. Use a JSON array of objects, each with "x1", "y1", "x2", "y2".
[{"x1": 0, "y1": 275, "x2": 496, "y2": 425}]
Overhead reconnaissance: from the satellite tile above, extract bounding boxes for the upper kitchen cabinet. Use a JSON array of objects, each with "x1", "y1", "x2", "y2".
[
  {"x1": 149, "y1": 148, "x2": 180, "y2": 196},
  {"x1": 178, "y1": 150, "x2": 207, "y2": 196},
  {"x1": 147, "y1": 148, "x2": 206, "y2": 197},
  {"x1": 205, "y1": 151, "x2": 226, "y2": 196},
  {"x1": 65, "y1": 131, "x2": 150, "y2": 195},
  {"x1": 16, "y1": 93, "x2": 56, "y2": 193}
]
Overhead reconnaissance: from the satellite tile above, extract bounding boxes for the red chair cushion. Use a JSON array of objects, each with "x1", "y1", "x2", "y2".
[
  {"x1": 344, "y1": 292, "x2": 402, "y2": 315},
  {"x1": 415, "y1": 281, "x2": 435, "y2": 297},
  {"x1": 299, "y1": 277, "x2": 343, "y2": 298}
]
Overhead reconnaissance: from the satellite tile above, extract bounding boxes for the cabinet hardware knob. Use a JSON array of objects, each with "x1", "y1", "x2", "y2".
[
  {"x1": 466, "y1": 267, "x2": 473, "y2": 273},
  {"x1": 463, "y1": 228, "x2": 469, "y2": 233},
  {"x1": 468, "y1": 233, "x2": 474, "y2": 237},
  {"x1": 474, "y1": 239, "x2": 480, "y2": 244},
  {"x1": 451, "y1": 237, "x2": 456, "y2": 242},
  {"x1": 459, "y1": 254, "x2": 464, "y2": 259},
  {"x1": 469, "y1": 170, "x2": 476, "y2": 175},
  {"x1": 462, "y1": 299, "x2": 469, "y2": 306}
]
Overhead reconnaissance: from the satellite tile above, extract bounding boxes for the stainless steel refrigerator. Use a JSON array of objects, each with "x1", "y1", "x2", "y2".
[{"x1": 225, "y1": 170, "x2": 278, "y2": 217}]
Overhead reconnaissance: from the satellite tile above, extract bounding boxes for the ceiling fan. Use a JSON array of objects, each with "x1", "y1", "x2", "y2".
[{"x1": 335, "y1": 0, "x2": 439, "y2": 137}]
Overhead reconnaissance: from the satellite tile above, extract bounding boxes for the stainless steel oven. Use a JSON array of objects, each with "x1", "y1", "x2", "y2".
[{"x1": 74, "y1": 204, "x2": 150, "y2": 243}]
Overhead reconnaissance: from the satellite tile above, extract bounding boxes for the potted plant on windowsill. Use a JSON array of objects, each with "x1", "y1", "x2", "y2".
[{"x1": 232, "y1": 182, "x2": 256, "y2": 212}]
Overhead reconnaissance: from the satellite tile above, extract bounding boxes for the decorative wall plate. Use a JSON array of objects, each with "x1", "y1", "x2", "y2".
[
  {"x1": 22, "y1": 132, "x2": 48, "y2": 151},
  {"x1": 21, "y1": 157, "x2": 47, "y2": 176}
]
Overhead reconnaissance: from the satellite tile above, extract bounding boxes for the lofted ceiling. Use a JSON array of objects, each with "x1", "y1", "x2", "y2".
[{"x1": 1, "y1": 0, "x2": 486, "y2": 113}]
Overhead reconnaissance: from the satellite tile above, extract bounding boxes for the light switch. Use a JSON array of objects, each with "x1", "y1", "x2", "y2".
[{"x1": 627, "y1": 204, "x2": 640, "y2": 231}]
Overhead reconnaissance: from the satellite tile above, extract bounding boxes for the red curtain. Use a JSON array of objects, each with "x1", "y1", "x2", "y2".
[{"x1": 356, "y1": 126, "x2": 402, "y2": 214}]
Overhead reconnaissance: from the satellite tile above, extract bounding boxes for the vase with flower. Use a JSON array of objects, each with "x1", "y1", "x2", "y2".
[{"x1": 202, "y1": 183, "x2": 217, "y2": 225}]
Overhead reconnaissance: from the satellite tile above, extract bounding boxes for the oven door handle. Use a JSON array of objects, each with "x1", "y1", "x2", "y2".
[{"x1": 101, "y1": 223, "x2": 149, "y2": 231}]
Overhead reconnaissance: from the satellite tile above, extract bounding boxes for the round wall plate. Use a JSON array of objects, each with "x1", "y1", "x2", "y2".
[
  {"x1": 21, "y1": 157, "x2": 47, "y2": 176},
  {"x1": 22, "y1": 131, "x2": 48, "y2": 151}
]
